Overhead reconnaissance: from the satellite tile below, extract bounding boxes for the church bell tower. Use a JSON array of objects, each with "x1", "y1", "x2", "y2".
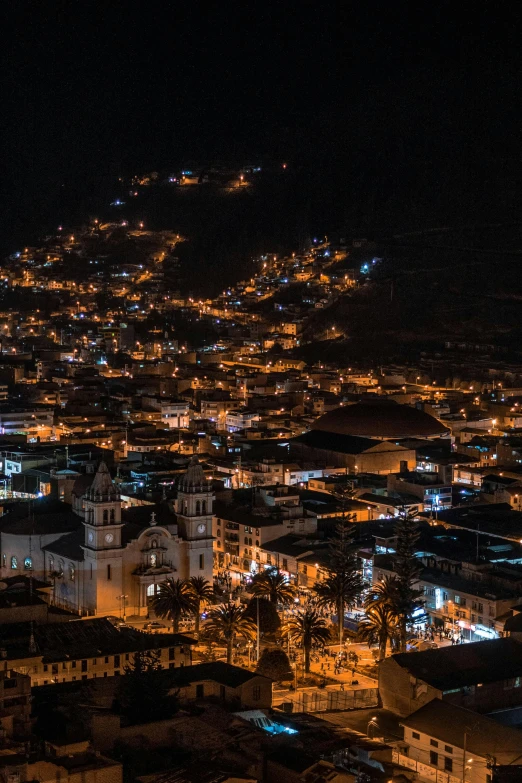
[
  {"x1": 82, "y1": 462, "x2": 124, "y2": 616},
  {"x1": 83, "y1": 462, "x2": 123, "y2": 550},
  {"x1": 175, "y1": 456, "x2": 214, "y2": 580}
]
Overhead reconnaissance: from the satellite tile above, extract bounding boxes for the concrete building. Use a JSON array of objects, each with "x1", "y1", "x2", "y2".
[
  {"x1": 379, "y1": 638, "x2": 522, "y2": 717},
  {"x1": 3, "y1": 617, "x2": 194, "y2": 686},
  {"x1": 0, "y1": 406, "x2": 54, "y2": 440},
  {"x1": 0, "y1": 739, "x2": 122, "y2": 783},
  {"x1": 141, "y1": 394, "x2": 191, "y2": 428},
  {"x1": 0, "y1": 668, "x2": 31, "y2": 737},
  {"x1": 400, "y1": 699, "x2": 522, "y2": 783}
]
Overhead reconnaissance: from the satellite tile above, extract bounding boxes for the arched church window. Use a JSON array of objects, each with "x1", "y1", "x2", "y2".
[
  {"x1": 110, "y1": 509, "x2": 115, "y2": 522},
  {"x1": 11, "y1": 556, "x2": 17, "y2": 569},
  {"x1": 202, "y1": 501, "x2": 206, "y2": 514},
  {"x1": 103, "y1": 510, "x2": 108, "y2": 524},
  {"x1": 24, "y1": 557, "x2": 32, "y2": 571},
  {"x1": 184, "y1": 503, "x2": 188, "y2": 516},
  {"x1": 151, "y1": 539, "x2": 158, "y2": 548},
  {"x1": 248, "y1": 538, "x2": 252, "y2": 546},
  {"x1": 150, "y1": 552, "x2": 157, "y2": 567},
  {"x1": 147, "y1": 583, "x2": 156, "y2": 597},
  {"x1": 196, "y1": 501, "x2": 201, "y2": 515},
  {"x1": 244, "y1": 537, "x2": 248, "y2": 545}
]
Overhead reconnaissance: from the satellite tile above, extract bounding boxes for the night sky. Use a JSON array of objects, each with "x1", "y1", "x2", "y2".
[{"x1": 3, "y1": 2, "x2": 522, "y2": 253}]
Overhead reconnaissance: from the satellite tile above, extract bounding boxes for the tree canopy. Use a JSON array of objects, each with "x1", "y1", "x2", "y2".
[
  {"x1": 115, "y1": 651, "x2": 179, "y2": 725},
  {"x1": 256, "y1": 647, "x2": 293, "y2": 681}
]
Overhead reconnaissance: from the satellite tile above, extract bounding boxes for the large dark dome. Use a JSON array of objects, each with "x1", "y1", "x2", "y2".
[{"x1": 312, "y1": 400, "x2": 449, "y2": 440}]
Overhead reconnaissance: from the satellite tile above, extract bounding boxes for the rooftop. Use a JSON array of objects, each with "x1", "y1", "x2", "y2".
[
  {"x1": 312, "y1": 400, "x2": 449, "y2": 439},
  {"x1": 402, "y1": 699, "x2": 522, "y2": 764},
  {"x1": 390, "y1": 637, "x2": 522, "y2": 690},
  {"x1": 421, "y1": 503, "x2": 522, "y2": 542},
  {"x1": 0, "y1": 617, "x2": 196, "y2": 661}
]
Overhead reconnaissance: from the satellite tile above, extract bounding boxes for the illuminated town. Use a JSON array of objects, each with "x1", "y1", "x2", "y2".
[{"x1": 2, "y1": 4, "x2": 522, "y2": 783}]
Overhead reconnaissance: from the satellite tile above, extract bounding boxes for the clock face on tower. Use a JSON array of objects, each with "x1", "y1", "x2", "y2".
[
  {"x1": 105, "y1": 533, "x2": 114, "y2": 544},
  {"x1": 88, "y1": 531, "x2": 94, "y2": 543},
  {"x1": 197, "y1": 523, "x2": 206, "y2": 534}
]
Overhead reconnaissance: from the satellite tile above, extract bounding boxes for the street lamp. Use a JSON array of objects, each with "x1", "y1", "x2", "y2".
[
  {"x1": 367, "y1": 715, "x2": 379, "y2": 739},
  {"x1": 118, "y1": 594, "x2": 129, "y2": 621}
]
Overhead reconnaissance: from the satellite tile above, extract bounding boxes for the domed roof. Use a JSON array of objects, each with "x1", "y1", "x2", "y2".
[{"x1": 312, "y1": 400, "x2": 449, "y2": 440}]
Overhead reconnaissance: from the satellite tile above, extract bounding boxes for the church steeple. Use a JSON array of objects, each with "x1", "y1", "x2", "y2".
[
  {"x1": 83, "y1": 462, "x2": 122, "y2": 549},
  {"x1": 85, "y1": 462, "x2": 120, "y2": 502},
  {"x1": 175, "y1": 456, "x2": 214, "y2": 580},
  {"x1": 175, "y1": 456, "x2": 213, "y2": 534},
  {"x1": 178, "y1": 455, "x2": 211, "y2": 495}
]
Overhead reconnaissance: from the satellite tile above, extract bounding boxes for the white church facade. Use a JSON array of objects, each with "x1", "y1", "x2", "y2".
[{"x1": 0, "y1": 458, "x2": 214, "y2": 618}]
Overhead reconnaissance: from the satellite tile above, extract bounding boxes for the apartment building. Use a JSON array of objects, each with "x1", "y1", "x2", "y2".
[{"x1": 2, "y1": 618, "x2": 195, "y2": 686}]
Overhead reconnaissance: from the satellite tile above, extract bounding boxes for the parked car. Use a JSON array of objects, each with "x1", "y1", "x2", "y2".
[
  {"x1": 144, "y1": 621, "x2": 167, "y2": 632},
  {"x1": 105, "y1": 615, "x2": 123, "y2": 626}
]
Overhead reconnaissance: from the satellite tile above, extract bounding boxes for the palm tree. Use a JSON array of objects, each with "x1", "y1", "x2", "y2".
[
  {"x1": 314, "y1": 570, "x2": 363, "y2": 646},
  {"x1": 282, "y1": 606, "x2": 330, "y2": 673},
  {"x1": 357, "y1": 604, "x2": 399, "y2": 661},
  {"x1": 251, "y1": 568, "x2": 296, "y2": 606},
  {"x1": 188, "y1": 576, "x2": 214, "y2": 636},
  {"x1": 204, "y1": 603, "x2": 256, "y2": 664},
  {"x1": 316, "y1": 511, "x2": 364, "y2": 645},
  {"x1": 151, "y1": 578, "x2": 197, "y2": 633},
  {"x1": 393, "y1": 511, "x2": 424, "y2": 652},
  {"x1": 364, "y1": 575, "x2": 401, "y2": 610}
]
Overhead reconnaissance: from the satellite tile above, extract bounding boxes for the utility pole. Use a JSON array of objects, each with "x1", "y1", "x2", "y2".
[
  {"x1": 118, "y1": 594, "x2": 129, "y2": 621},
  {"x1": 462, "y1": 731, "x2": 467, "y2": 783}
]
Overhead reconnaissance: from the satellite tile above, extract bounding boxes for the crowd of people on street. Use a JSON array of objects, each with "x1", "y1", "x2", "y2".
[{"x1": 415, "y1": 626, "x2": 466, "y2": 645}]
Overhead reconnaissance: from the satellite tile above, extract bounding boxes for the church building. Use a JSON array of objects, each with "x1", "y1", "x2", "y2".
[{"x1": 0, "y1": 458, "x2": 214, "y2": 618}]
